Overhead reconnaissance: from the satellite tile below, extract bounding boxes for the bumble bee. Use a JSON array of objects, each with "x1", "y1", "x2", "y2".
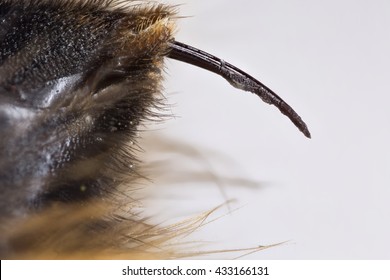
[{"x1": 0, "y1": 0, "x2": 310, "y2": 259}]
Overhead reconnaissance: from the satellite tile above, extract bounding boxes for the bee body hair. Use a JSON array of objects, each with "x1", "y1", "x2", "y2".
[
  {"x1": 0, "y1": 0, "x2": 180, "y2": 258},
  {"x1": 0, "y1": 0, "x2": 310, "y2": 259}
]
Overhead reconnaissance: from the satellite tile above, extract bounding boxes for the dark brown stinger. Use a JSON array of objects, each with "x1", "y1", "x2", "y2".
[{"x1": 167, "y1": 41, "x2": 311, "y2": 138}]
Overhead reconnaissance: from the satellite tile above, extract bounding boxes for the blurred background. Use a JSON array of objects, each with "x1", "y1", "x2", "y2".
[{"x1": 138, "y1": 0, "x2": 390, "y2": 259}]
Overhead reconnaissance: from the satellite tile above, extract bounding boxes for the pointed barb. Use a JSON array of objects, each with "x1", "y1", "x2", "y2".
[{"x1": 167, "y1": 40, "x2": 311, "y2": 138}]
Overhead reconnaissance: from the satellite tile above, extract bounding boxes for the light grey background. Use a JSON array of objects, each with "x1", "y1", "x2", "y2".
[{"x1": 140, "y1": 0, "x2": 390, "y2": 259}]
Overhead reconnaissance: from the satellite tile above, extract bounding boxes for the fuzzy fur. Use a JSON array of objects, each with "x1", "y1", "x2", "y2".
[
  {"x1": 0, "y1": 0, "x2": 183, "y2": 259},
  {"x1": 0, "y1": 0, "x2": 291, "y2": 259}
]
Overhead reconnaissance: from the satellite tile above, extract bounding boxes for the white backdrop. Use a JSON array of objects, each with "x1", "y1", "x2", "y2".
[{"x1": 138, "y1": 0, "x2": 390, "y2": 259}]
